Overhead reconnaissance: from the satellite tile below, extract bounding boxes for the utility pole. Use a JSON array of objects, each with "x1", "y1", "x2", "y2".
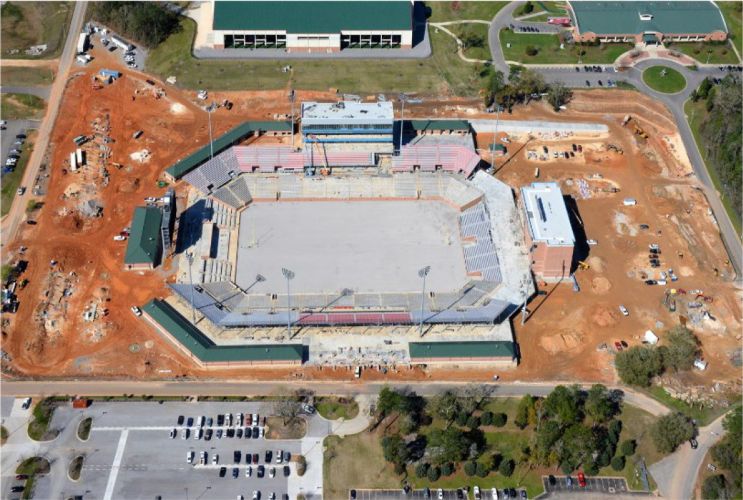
[
  {"x1": 418, "y1": 266, "x2": 431, "y2": 336},
  {"x1": 282, "y1": 267, "x2": 295, "y2": 338},
  {"x1": 186, "y1": 252, "x2": 196, "y2": 324},
  {"x1": 207, "y1": 102, "x2": 215, "y2": 160},
  {"x1": 289, "y1": 89, "x2": 296, "y2": 150}
]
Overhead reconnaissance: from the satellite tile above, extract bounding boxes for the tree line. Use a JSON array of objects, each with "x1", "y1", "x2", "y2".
[
  {"x1": 482, "y1": 67, "x2": 573, "y2": 112},
  {"x1": 690, "y1": 74, "x2": 742, "y2": 224},
  {"x1": 703, "y1": 406, "x2": 742, "y2": 499},
  {"x1": 89, "y1": 2, "x2": 180, "y2": 49}
]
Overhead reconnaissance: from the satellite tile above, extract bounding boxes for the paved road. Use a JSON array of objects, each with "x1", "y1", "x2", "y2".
[
  {"x1": 649, "y1": 413, "x2": 728, "y2": 500},
  {"x1": 0, "y1": 86, "x2": 51, "y2": 99},
  {"x1": 0, "y1": 1, "x2": 87, "y2": 242},
  {"x1": 487, "y1": 3, "x2": 742, "y2": 279},
  {"x1": 0, "y1": 380, "x2": 671, "y2": 416}
]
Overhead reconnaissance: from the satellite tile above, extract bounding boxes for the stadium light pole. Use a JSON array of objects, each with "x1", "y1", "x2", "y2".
[
  {"x1": 186, "y1": 252, "x2": 196, "y2": 324},
  {"x1": 397, "y1": 93, "x2": 408, "y2": 155},
  {"x1": 207, "y1": 102, "x2": 215, "y2": 160},
  {"x1": 282, "y1": 267, "x2": 295, "y2": 338},
  {"x1": 289, "y1": 89, "x2": 296, "y2": 151},
  {"x1": 418, "y1": 266, "x2": 431, "y2": 337}
]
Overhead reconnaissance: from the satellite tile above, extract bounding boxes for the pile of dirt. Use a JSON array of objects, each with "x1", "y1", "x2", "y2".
[
  {"x1": 591, "y1": 277, "x2": 612, "y2": 294},
  {"x1": 539, "y1": 330, "x2": 584, "y2": 354}
]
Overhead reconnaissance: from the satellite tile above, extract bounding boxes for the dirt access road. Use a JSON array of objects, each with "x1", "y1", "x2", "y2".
[{"x1": 1, "y1": 42, "x2": 739, "y2": 394}]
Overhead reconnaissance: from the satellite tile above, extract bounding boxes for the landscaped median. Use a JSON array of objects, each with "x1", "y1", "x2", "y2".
[
  {"x1": 140, "y1": 299, "x2": 304, "y2": 368},
  {"x1": 642, "y1": 66, "x2": 687, "y2": 93}
]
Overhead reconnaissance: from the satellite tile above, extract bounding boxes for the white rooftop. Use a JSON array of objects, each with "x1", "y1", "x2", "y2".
[
  {"x1": 301, "y1": 101, "x2": 393, "y2": 124},
  {"x1": 521, "y1": 182, "x2": 575, "y2": 246}
]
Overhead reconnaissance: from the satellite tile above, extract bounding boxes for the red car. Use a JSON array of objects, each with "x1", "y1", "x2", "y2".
[
  {"x1": 577, "y1": 472, "x2": 587, "y2": 487},
  {"x1": 614, "y1": 341, "x2": 623, "y2": 351}
]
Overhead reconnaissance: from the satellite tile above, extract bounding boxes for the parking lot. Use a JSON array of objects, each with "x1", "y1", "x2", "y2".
[
  {"x1": 542, "y1": 475, "x2": 651, "y2": 497},
  {"x1": 351, "y1": 487, "x2": 525, "y2": 499},
  {"x1": 24, "y1": 401, "x2": 327, "y2": 500}
]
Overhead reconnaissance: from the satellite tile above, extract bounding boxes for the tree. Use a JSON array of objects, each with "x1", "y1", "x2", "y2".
[
  {"x1": 608, "y1": 420, "x2": 623, "y2": 445},
  {"x1": 427, "y1": 465, "x2": 441, "y2": 482},
  {"x1": 377, "y1": 387, "x2": 405, "y2": 417},
  {"x1": 584, "y1": 385, "x2": 618, "y2": 423},
  {"x1": 525, "y1": 45, "x2": 538, "y2": 56},
  {"x1": 620, "y1": 439, "x2": 636, "y2": 457},
  {"x1": 498, "y1": 458, "x2": 515, "y2": 477},
  {"x1": 515, "y1": 395, "x2": 536, "y2": 429},
  {"x1": 476, "y1": 461, "x2": 488, "y2": 477},
  {"x1": 455, "y1": 411, "x2": 469, "y2": 427},
  {"x1": 702, "y1": 475, "x2": 729, "y2": 500},
  {"x1": 544, "y1": 385, "x2": 582, "y2": 425},
  {"x1": 611, "y1": 455, "x2": 626, "y2": 471},
  {"x1": 464, "y1": 460, "x2": 477, "y2": 476},
  {"x1": 441, "y1": 462, "x2": 454, "y2": 476},
  {"x1": 430, "y1": 391, "x2": 460, "y2": 423},
  {"x1": 484, "y1": 70, "x2": 505, "y2": 106},
  {"x1": 651, "y1": 413, "x2": 695, "y2": 454},
  {"x1": 662, "y1": 326, "x2": 700, "y2": 372},
  {"x1": 547, "y1": 82, "x2": 573, "y2": 111},
  {"x1": 559, "y1": 424, "x2": 596, "y2": 472},
  {"x1": 481, "y1": 411, "x2": 494, "y2": 426},
  {"x1": 712, "y1": 406, "x2": 742, "y2": 494},
  {"x1": 584, "y1": 461, "x2": 599, "y2": 475},
  {"x1": 535, "y1": 420, "x2": 562, "y2": 463},
  {"x1": 381, "y1": 434, "x2": 410, "y2": 469},
  {"x1": 276, "y1": 399, "x2": 302, "y2": 425},
  {"x1": 493, "y1": 413, "x2": 507, "y2": 427},
  {"x1": 89, "y1": 2, "x2": 180, "y2": 48},
  {"x1": 428, "y1": 427, "x2": 471, "y2": 465},
  {"x1": 466, "y1": 416, "x2": 481, "y2": 430},
  {"x1": 697, "y1": 77, "x2": 713, "y2": 100},
  {"x1": 522, "y1": 1, "x2": 534, "y2": 14},
  {"x1": 415, "y1": 462, "x2": 429, "y2": 478},
  {"x1": 615, "y1": 346, "x2": 663, "y2": 386}
]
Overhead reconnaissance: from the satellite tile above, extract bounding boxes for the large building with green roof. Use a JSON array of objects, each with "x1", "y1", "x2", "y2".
[
  {"x1": 569, "y1": 1, "x2": 728, "y2": 44},
  {"x1": 207, "y1": 0, "x2": 413, "y2": 51},
  {"x1": 124, "y1": 207, "x2": 163, "y2": 270}
]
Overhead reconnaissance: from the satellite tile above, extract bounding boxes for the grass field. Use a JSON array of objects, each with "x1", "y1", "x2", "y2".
[
  {"x1": 428, "y1": 1, "x2": 507, "y2": 22},
  {"x1": 1, "y1": 93, "x2": 46, "y2": 120},
  {"x1": 324, "y1": 397, "x2": 665, "y2": 498},
  {"x1": 515, "y1": 1, "x2": 567, "y2": 18},
  {"x1": 642, "y1": 66, "x2": 687, "y2": 93},
  {"x1": 266, "y1": 416, "x2": 307, "y2": 439},
  {"x1": 500, "y1": 30, "x2": 633, "y2": 64},
  {"x1": 1, "y1": 130, "x2": 35, "y2": 218},
  {"x1": 315, "y1": 396, "x2": 359, "y2": 420},
  {"x1": 684, "y1": 99, "x2": 742, "y2": 236},
  {"x1": 27, "y1": 397, "x2": 58, "y2": 441},
  {"x1": 0, "y1": 66, "x2": 55, "y2": 87},
  {"x1": 1, "y1": 2, "x2": 73, "y2": 59},
  {"x1": 717, "y1": 1, "x2": 742, "y2": 53},
  {"x1": 148, "y1": 17, "x2": 487, "y2": 96},
  {"x1": 448, "y1": 23, "x2": 492, "y2": 61},
  {"x1": 646, "y1": 386, "x2": 742, "y2": 426},
  {"x1": 668, "y1": 41, "x2": 740, "y2": 65}
]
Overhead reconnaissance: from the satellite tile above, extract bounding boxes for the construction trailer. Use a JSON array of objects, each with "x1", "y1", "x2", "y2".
[
  {"x1": 110, "y1": 34, "x2": 134, "y2": 51},
  {"x1": 77, "y1": 33, "x2": 89, "y2": 54}
]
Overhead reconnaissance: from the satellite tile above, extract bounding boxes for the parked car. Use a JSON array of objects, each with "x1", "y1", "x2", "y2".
[
  {"x1": 187, "y1": 451, "x2": 194, "y2": 464},
  {"x1": 169, "y1": 428, "x2": 177, "y2": 439},
  {"x1": 130, "y1": 306, "x2": 142, "y2": 316},
  {"x1": 234, "y1": 451, "x2": 241, "y2": 463},
  {"x1": 578, "y1": 472, "x2": 587, "y2": 487},
  {"x1": 219, "y1": 466, "x2": 226, "y2": 477},
  {"x1": 21, "y1": 398, "x2": 32, "y2": 410},
  {"x1": 257, "y1": 465, "x2": 265, "y2": 478},
  {"x1": 614, "y1": 341, "x2": 624, "y2": 351},
  {"x1": 619, "y1": 305, "x2": 629, "y2": 316},
  {"x1": 690, "y1": 438, "x2": 698, "y2": 449},
  {"x1": 233, "y1": 467, "x2": 239, "y2": 478},
  {"x1": 16, "y1": 187, "x2": 25, "y2": 196},
  {"x1": 283, "y1": 465, "x2": 290, "y2": 477}
]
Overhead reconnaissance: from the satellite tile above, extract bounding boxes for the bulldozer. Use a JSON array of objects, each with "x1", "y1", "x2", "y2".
[
  {"x1": 607, "y1": 144, "x2": 624, "y2": 155},
  {"x1": 633, "y1": 124, "x2": 648, "y2": 139},
  {"x1": 577, "y1": 261, "x2": 590, "y2": 271}
]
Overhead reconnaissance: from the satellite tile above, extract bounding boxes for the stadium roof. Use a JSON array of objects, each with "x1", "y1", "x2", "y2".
[
  {"x1": 165, "y1": 121, "x2": 292, "y2": 180},
  {"x1": 409, "y1": 341, "x2": 515, "y2": 359},
  {"x1": 301, "y1": 101, "x2": 393, "y2": 125},
  {"x1": 124, "y1": 207, "x2": 162, "y2": 265},
  {"x1": 569, "y1": 1, "x2": 727, "y2": 36},
  {"x1": 408, "y1": 119, "x2": 471, "y2": 132},
  {"x1": 213, "y1": 1, "x2": 412, "y2": 33},
  {"x1": 521, "y1": 182, "x2": 574, "y2": 246},
  {"x1": 142, "y1": 299, "x2": 303, "y2": 363}
]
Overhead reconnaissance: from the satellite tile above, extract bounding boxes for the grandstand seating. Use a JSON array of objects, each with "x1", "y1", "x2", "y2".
[
  {"x1": 459, "y1": 203, "x2": 502, "y2": 283},
  {"x1": 392, "y1": 144, "x2": 482, "y2": 177}
]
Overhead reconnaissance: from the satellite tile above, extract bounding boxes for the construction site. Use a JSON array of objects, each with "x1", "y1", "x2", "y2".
[{"x1": 1, "y1": 40, "x2": 740, "y2": 402}]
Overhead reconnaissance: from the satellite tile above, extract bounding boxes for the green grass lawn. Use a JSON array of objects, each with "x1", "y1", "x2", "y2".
[
  {"x1": 1, "y1": 2, "x2": 73, "y2": 59},
  {"x1": 1, "y1": 131, "x2": 35, "y2": 217},
  {"x1": 448, "y1": 23, "x2": 491, "y2": 60},
  {"x1": 717, "y1": 1, "x2": 742, "y2": 53},
  {"x1": 668, "y1": 41, "x2": 740, "y2": 65},
  {"x1": 315, "y1": 396, "x2": 359, "y2": 420},
  {"x1": 26, "y1": 397, "x2": 58, "y2": 441},
  {"x1": 1, "y1": 93, "x2": 46, "y2": 120},
  {"x1": 427, "y1": 1, "x2": 507, "y2": 22},
  {"x1": 684, "y1": 99, "x2": 742, "y2": 236},
  {"x1": 500, "y1": 30, "x2": 633, "y2": 64},
  {"x1": 148, "y1": 17, "x2": 487, "y2": 96},
  {"x1": 515, "y1": 1, "x2": 567, "y2": 18},
  {"x1": 0, "y1": 67, "x2": 55, "y2": 87},
  {"x1": 642, "y1": 66, "x2": 687, "y2": 93}
]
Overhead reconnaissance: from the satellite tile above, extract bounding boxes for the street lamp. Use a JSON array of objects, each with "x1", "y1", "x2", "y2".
[
  {"x1": 397, "y1": 93, "x2": 409, "y2": 155},
  {"x1": 186, "y1": 252, "x2": 196, "y2": 324},
  {"x1": 207, "y1": 101, "x2": 216, "y2": 160},
  {"x1": 418, "y1": 266, "x2": 431, "y2": 336},
  {"x1": 282, "y1": 267, "x2": 295, "y2": 338}
]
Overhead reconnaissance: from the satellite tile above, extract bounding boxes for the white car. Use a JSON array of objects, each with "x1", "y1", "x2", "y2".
[
  {"x1": 113, "y1": 235, "x2": 127, "y2": 241},
  {"x1": 491, "y1": 488, "x2": 498, "y2": 499},
  {"x1": 131, "y1": 306, "x2": 142, "y2": 316},
  {"x1": 187, "y1": 451, "x2": 194, "y2": 464},
  {"x1": 269, "y1": 467, "x2": 275, "y2": 478},
  {"x1": 619, "y1": 305, "x2": 629, "y2": 316},
  {"x1": 16, "y1": 187, "x2": 25, "y2": 196},
  {"x1": 212, "y1": 454, "x2": 219, "y2": 465},
  {"x1": 276, "y1": 450, "x2": 282, "y2": 464},
  {"x1": 474, "y1": 486, "x2": 481, "y2": 500},
  {"x1": 438, "y1": 489, "x2": 444, "y2": 500},
  {"x1": 181, "y1": 428, "x2": 189, "y2": 439},
  {"x1": 245, "y1": 466, "x2": 252, "y2": 477},
  {"x1": 200, "y1": 451, "x2": 207, "y2": 465}
]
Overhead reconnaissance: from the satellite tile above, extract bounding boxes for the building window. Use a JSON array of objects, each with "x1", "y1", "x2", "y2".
[
  {"x1": 225, "y1": 33, "x2": 286, "y2": 49},
  {"x1": 342, "y1": 33, "x2": 402, "y2": 49}
]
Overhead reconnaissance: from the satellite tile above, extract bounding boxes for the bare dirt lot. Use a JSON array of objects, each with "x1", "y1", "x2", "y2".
[{"x1": 2, "y1": 46, "x2": 739, "y2": 392}]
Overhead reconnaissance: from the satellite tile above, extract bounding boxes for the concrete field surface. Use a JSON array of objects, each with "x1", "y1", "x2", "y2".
[{"x1": 236, "y1": 200, "x2": 467, "y2": 295}]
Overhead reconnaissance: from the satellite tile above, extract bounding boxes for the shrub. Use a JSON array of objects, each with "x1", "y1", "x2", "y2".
[
  {"x1": 466, "y1": 416, "x2": 480, "y2": 430},
  {"x1": 493, "y1": 413, "x2": 507, "y2": 427},
  {"x1": 296, "y1": 455, "x2": 307, "y2": 476},
  {"x1": 476, "y1": 461, "x2": 488, "y2": 477},
  {"x1": 455, "y1": 412, "x2": 469, "y2": 427},
  {"x1": 498, "y1": 458, "x2": 515, "y2": 477},
  {"x1": 620, "y1": 439, "x2": 636, "y2": 456},
  {"x1": 652, "y1": 413, "x2": 695, "y2": 454},
  {"x1": 525, "y1": 45, "x2": 539, "y2": 56},
  {"x1": 611, "y1": 455, "x2": 626, "y2": 471},
  {"x1": 427, "y1": 465, "x2": 441, "y2": 482},
  {"x1": 464, "y1": 460, "x2": 477, "y2": 476},
  {"x1": 480, "y1": 411, "x2": 493, "y2": 426},
  {"x1": 441, "y1": 462, "x2": 454, "y2": 476},
  {"x1": 584, "y1": 461, "x2": 599, "y2": 475},
  {"x1": 415, "y1": 462, "x2": 429, "y2": 478}
]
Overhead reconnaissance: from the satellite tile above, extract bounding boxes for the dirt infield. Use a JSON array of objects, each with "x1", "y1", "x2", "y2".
[{"x1": 1, "y1": 43, "x2": 739, "y2": 392}]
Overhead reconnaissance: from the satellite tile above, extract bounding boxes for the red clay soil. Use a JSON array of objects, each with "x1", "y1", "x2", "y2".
[{"x1": 2, "y1": 49, "x2": 739, "y2": 390}]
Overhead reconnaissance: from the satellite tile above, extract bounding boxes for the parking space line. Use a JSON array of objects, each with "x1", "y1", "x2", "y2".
[{"x1": 103, "y1": 429, "x2": 129, "y2": 500}]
